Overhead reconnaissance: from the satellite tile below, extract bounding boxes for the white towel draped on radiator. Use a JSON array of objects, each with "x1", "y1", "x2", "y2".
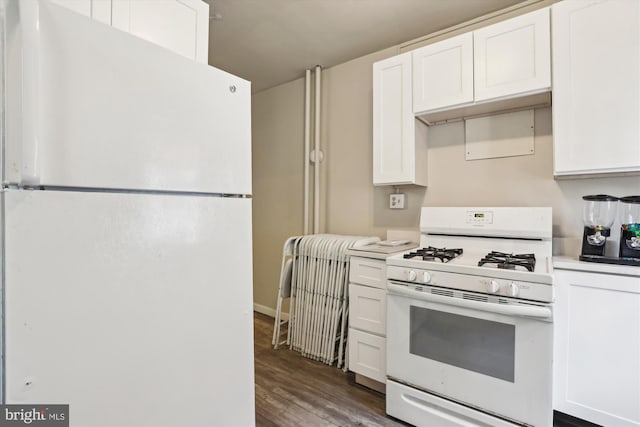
[{"x1": 278, "y1": 234, "x2": 378, "y2": 368}]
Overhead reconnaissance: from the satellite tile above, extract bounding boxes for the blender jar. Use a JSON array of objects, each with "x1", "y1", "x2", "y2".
[
  {"x1": 581, "y1": 194, "x2": 618, "y2": 256},
  {"x1": 619, "y1": 195, "x2": 640, "y2": 258}
]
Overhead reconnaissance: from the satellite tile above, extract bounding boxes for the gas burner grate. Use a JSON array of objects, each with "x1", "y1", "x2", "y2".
[
  {"x1": 478, "y1": 251, "x2": 536, "y2": 272},
  {"x1": 403, "y1": 246, "x2": 463, "y2": 263}
]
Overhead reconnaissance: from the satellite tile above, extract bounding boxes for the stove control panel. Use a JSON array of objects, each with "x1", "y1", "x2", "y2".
[
  {"x1": 466, "y1": 210, "x2": 494, "y2": 225},
  {"x1": 405, "y1": 270, "x2": 433, "y2": 284},
  {"x1": 386, "y1": 265, "x2": 552, "y2": 303}
]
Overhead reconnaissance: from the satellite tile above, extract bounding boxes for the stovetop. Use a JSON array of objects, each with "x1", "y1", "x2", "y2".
[
  {"x1": 387, "y1": 246, "x2": 553, "y2": 285},
  {"x1": 387, "y1": 247, "x2": 553, "y2": 301}
]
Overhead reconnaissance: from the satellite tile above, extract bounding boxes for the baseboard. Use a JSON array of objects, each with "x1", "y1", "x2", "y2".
[
  {"x1": 355, "y1": 374, "x2": 386, "y2": 394},
  {"x1": 253, "y1": 303, "x2": 289, "y2": 321}
]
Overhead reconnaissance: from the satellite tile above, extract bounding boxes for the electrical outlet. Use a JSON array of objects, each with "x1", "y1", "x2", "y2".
[{"x1": 390, "y1": 193, "x2": 406, "y2": 209}]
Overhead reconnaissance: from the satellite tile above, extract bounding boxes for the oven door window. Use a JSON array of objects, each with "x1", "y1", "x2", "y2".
[{"x1": 410, "y1": 306, "x2": 515, "y2": 382}]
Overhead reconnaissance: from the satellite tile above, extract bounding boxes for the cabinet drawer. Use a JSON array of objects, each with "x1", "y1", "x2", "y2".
[
  {"x1": 349, "y1": 284, "x2": 386, "y2": 335},
  {"x1": 348, "y1": 328, "x2": 386, "y2": 383},
  {"x1": 349, "y1": 257, "x2": 387, "y2": 289}
]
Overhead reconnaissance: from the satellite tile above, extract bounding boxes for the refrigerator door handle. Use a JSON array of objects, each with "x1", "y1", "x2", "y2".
[{"x1": 19, "y1": 0, "x2": 41, "y2": 185}]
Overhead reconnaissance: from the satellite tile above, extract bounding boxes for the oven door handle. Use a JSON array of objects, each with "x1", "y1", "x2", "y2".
[{"x1": 387, "y1": 283, "x2": 552, "y2": 319}]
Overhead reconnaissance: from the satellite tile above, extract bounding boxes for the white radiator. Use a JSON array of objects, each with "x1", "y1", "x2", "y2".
[{"x1": 282, "y1": 234, "x2": 378, "y2": 368}]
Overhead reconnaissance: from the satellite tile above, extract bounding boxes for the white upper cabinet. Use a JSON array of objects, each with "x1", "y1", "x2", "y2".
[
  {"x1": 474, "y1": 8, "x2": 550, "y2": 102},
  {"x1": 112, "y1": 0, "x2": 209, "y2": 64},
  {"x1": 49, "y1": 0, "x2": 209, "y2": 64},
  {"x1": 373, "y1": 53, "x2": 428, "y2": 186},
  {"x1": 553, "y1": 0, "x2": 640, "y2": 176},
  {"x1": 49, "y1": 0, "x2": 110, "y2": 23},
  {"x1": 49, "y1": 0, "x2": 91, "y2": 16},
  {"x1": 412, "y1": 33, "x2": 474, "y2": 113},
  {"x1": 412, "y1": 7, "x2": 551, "y2": 121}
]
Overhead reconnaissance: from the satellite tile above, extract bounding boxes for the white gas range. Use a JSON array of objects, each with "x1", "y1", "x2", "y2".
[{"x1": 385, "y1": 207, "x2": 554, "y2": 427}]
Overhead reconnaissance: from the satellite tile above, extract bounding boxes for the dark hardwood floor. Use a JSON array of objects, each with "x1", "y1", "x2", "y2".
[
  {"x1": 254, "y1": 312, "x2": 406, "y2": 426},
  {"x1": 254, "y1": 312, "x2": 599, "y2": 427}
]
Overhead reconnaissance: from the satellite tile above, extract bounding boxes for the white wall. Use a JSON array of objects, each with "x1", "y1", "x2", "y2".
[{"x1": 251, "y1": 79, "x2": 305, "y2": 311}]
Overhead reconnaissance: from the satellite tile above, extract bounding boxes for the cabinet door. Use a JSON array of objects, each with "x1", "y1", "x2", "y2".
[
  {"x1": 554, "y1": 269, "x2": 640, "y2": 427},
  {"x1": 49, "y1": 0, "x2": 91, "y2": 16},
  {"x1": 412, "y1": 33, "x2": 474, "y2": 113},
  {"x1": 373, "y1": 53, "x2": 426, "y2": 186},
  {"x1": 348, "y1": 329, "x2": 386, "y2": 383},
  {"x1": 553, "y1": 0, "x2": 640, "y2": 176},
  {"x1": 48, "y1": 0, "x2": 114, "y2": 25},
  {"x1": 91, "y1": 0, "x2": 112, "y2": 24},
  {"x1": 112, "y1": 0, "x2": 209, "y2": 64},
  {"x1": 474, "y1": 8, "x2": 550, "y2": 102},
  {"x1": 349, "y1": 284, "x2": 386, "y2": 335}
]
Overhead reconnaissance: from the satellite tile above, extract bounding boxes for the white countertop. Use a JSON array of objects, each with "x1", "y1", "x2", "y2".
[{"x1": 553, "y1": 256, "x2": 640, "y2": 277}]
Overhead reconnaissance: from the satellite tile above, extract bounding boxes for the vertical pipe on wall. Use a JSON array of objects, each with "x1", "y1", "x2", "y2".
[
  {"x1": 303, "y1": 70, "x2": 311, "y2": 235},
  {"x1": 314, "y1": 65, "x2": 321, "y2": 234}
]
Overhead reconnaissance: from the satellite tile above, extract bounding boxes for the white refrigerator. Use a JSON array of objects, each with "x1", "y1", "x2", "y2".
[{"x1": 1, "y1": 1, "x2": 255, "y2": 426}]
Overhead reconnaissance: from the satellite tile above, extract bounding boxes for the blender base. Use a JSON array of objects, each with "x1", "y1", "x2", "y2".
[{"x1": 579, "y1": 254, "x2": 640, "y2": 267}]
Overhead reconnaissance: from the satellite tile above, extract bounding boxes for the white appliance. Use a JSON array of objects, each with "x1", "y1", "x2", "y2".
[
  {"x1": 385, "y1": 207, "x2": 554, "y2": 427},
  {"x1": 1, "y1": 1, "x2": 255, "y2": 426}
]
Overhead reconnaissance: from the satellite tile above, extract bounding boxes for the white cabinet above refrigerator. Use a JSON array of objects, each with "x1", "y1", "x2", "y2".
[{"x1": 49, "y1": 0, "x2": 210, "y2": 63}]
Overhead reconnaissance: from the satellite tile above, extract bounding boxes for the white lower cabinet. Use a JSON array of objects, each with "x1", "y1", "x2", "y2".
[
  {"x1": 348, "y1": 256, "x2": 387, "y2": 388},
  {"x1": 350, "y1": 257, "x2": 388, "y2": 289},
  {"x1": 553, "y1": 266, "x2": 640, "y2": 427},
  {"x1": 348, "y1": 329, "x2": 386, "y2": 383},
  {"x1": 349, "y1": 284, "x2": 386, "y2": 336}
]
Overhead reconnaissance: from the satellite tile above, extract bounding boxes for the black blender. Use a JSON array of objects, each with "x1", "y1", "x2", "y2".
[
  {"x1": 579, "y1": 195, "x2": 618, "y2": 262},
  {"x1": 618, "y1": 195, "x2": 640, "y2": 264}
]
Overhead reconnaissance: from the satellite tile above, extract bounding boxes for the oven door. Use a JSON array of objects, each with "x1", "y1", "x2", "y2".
[{"x1": 387, "y1": 281, "x2": 553, "y2": 427}]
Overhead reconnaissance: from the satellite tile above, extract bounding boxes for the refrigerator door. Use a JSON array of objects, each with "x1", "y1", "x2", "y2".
[
  {"x1": 3, "y1": 189, "x2": 255, "y2": 427},
  {"x1": 4, "y1": 0, "x2": 251, "y2": 195}
]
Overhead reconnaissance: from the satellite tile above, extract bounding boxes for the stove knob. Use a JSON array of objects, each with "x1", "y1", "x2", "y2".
[
  {"x1": 487, "y1": 280, "x2": 500, "y2": 294},
  {"x1": 408, "y1": 270, "x2": 417, "y2": 281},
  {"x1": 422, "y1": 271, "x2": 432, "y2": 283},
  {"x1": 508, "y1": 282, "x2": 520, "y2": 297}
]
